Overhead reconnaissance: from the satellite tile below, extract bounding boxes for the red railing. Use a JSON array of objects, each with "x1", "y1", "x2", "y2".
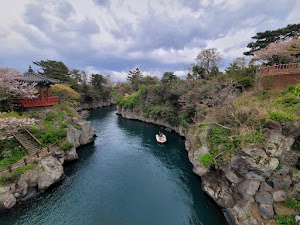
[
  {"x1": 257, "y1": 63, "x2": 300, "y2": 76},
  {"x1": 14, "y1": 96, "x2": 59, "y2": 107}
]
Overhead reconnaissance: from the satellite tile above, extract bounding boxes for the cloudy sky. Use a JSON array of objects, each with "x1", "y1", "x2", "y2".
[{"x1": 0, "y1": 0, "x2": 299, "y2": 82}]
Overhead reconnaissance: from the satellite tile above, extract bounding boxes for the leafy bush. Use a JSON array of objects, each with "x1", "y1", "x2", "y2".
[
  {"x1": 243, "y1": 130, "x2": 266, "y2": 144},
  {"x1": 206, "y1": 125, "x2": 235, "y2": 166},
  {"x1": 274, "y1": 215, "x2": 297, "y2": 225},
  {"x1": 285, "y1": 198, "x2": 300, "y2": 211},
  {"x1": 0, "y1": 139, "x2": 27, "y2": 168},
  {"x1": 294, "y1": 83, "x2": 300, "y2": 96},
  {"x1": 144, "y1": 104, "x2": 178, "y2": 126},
  {"x1": 59, "y1": 140, "x2": 73, "y2": 151},
  {"x1": 45, "y1": 112, "x2": 56, "y2": 121},
  {"x1": 269, "y1": 111, "x2": 295, "y2": 122},
  {"x1": 29, "y1": 125, "x2": 39, "y2": 132},
  {"x1": 199, "y1": 153, "x2": 213, "y2": 168},
  {"x1": 40, "y1": 128, "x2": 67, "y2": 145},
  {"x1": 50, "y1": 84, "x2": 80, "y2": 106},
  {"x1": 60, "y1": 121, "x2": 68, "y2": 128},
  {"x1": 43, "y1": 121, "x2": 54, "y2": 127}
]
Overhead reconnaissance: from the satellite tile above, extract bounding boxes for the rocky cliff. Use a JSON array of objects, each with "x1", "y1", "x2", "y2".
[
  {"x1": 117, "y1": 106, "x2": 186, "y2": 136},
  {"x1": 78, "y1": 100, "x2": 113, "y2": 110},
  {"x1": 0, "y1": 118, "x2": 96, "y2": 210},
  {"x1": 118, "y1": 107, "x2": 300, "y2": 225},
  {"x1": 186, "y1": 121, "x2": 300, "y2": 225}
]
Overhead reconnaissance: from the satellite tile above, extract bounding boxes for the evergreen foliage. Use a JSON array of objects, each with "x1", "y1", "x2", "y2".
[{"x1": 244, "y1": 23, "x2": 300, "y2": 56}]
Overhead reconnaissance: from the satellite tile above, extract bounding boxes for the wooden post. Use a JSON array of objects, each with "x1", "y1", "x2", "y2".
[
  {"x1": 24, "y1": 158, "x2": 27, "y2": 166},
  {"x1": 36, "y1": 151, "x2": 40, "y2": 158},
  {"x1": 8, "y1": 166, "x2": 12, "y2": 173},
  {"x1": 39, "y1": 88, "x2": 44, "y2": 98}
]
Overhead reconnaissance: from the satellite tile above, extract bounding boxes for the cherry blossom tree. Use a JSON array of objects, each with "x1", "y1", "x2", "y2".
[
  {"x1": 0, "y1": 68, "x2": 37, "y2": 99},
  {"x1": 0, "y1": 117, "x2": 36, "y2": 139},
  {"x1": 254, "y1": 38, "x2": 300, "y2": 64}
]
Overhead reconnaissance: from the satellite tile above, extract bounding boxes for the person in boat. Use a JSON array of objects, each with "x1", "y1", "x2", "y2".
[{"x1": 159, "y1": 131, "x2": 163, "y2": 137}]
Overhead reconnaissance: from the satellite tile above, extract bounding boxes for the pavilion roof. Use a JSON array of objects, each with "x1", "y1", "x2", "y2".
[{"x1": 17, "y1": 66, "x2": 59, "y2": 84}]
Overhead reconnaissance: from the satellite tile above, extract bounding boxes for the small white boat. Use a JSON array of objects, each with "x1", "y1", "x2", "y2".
[{"x1": 156, "y1": 133, "x2": 167, "y2": 144}]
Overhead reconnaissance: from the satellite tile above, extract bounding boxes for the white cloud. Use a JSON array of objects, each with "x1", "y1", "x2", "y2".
[{"x1": 0, "y1": 0, "x2": 299, "y2": 82}]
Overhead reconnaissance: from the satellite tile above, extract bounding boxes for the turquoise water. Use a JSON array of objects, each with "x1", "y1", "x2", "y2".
[{"x1": 0, "y1": 107, "x2": 228, "y2": 225}]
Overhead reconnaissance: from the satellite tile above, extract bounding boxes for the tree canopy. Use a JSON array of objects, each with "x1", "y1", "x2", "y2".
[
  {"x1": 195, "y1": 48, "x2": 221, "y2": 78},
  {"x1": 244, "y1": 23, "x2": 300, "y2": 56},
  {"x1": 33, "y1": 60, "x2": 70, "y2": 82},
  {"x1": 126, "y1": 68, "x2": 143, "y2": 91}
]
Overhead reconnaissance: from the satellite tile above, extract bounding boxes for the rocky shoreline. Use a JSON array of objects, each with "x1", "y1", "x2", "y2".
[
  {"x1": 0, "y1": 118, "x2": 96, "y2": 211},
  {"x1": 117, "y1": 106, "x2": 300, "y2": 225}
]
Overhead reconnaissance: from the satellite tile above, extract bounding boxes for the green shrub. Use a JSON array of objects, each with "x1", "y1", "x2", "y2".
[
  {"x1": 199, "y1": 153, "x2": 213, "y2": 168},
  {"x1": 285, "y1": 198, "x2": 300, "y2": 211},
  {"x1": 40, "y1": 129, "x2": 67, "y2": 145},
  {"x1": 206, "y1": 125, "x2": 235, "y2": 166},
  {"x1": 59, "y1": 140, "x2": 73, "y2": 151},
  {"x1": 243, "y1": 130, "x2": 266, "y2": 144},
  {"x1": 268, "y1": 111, "x2": 295, "y2": 122},
  {"x1": 294, "y1": 83, "x2": 300, "y2": 96},
  {"x1": 273, "y1": 97, "x2": 300, "y2": 107},
  {"x1": 0, "y1": 139, "x2": 27, "y2": 169},
  {"x1": 60, "y1": 121, "x2": 68, "y2": 128},
  {"x1": 74, "y1": 124, "x2": 81, "y2": 130},
  {"x1": 43, "y1": 121, "x2": 54, "y2": 127},
  {"x1": 29, "y1": 125, "x2": 39, "y2": 132},
  {"x1": 274, "y1": 215, "x2": 296, "y2": 225},
  {"x1": 45, "y1": 112, "x2": 56, "y2": 121}
]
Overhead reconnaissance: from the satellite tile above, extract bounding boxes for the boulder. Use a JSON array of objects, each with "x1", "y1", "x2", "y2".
[
  {"x1": 265, "y1": 132, "x2": 294, "y2": 158},
  {"x1": 276, "y1": 165, "x2": 290, "y2": 176},
  {"x1": 201, "y1": 172, "x2": 236, "y2": 208},
  {"x1": 237, "y1": 179, "x2": 260, "y2": 200},
  {"x1": 273, "y1": 191, "x2": 287, "y2": 202},
  {"x1": 264, "y1": 121, "x2": 282, "y2": 133},
  {"x1": 79, "y1": 120, "x2": 96, "y2": 145},
  {"x1": 67, "y1": 125, "x2": 81, "y2": 148},
  {"x1": 269, "y1": 176, "x2": 292, "y2": 189},
  {"x1": 15, "y1": 175, "x2": 28, "y2": 196},
  {"x1": 255, "y1": 191, "x2": 273, "y2": 204},
  {"x1": 231, "y1": 155, "x2": 278, "y2": 179},
  {"x1": 293, "y1": 182, "x2": 300, "y2": 192},
  {"x1": 67, "y1": 120, "x2": 96, "y2": 148},
  {"x1": 223, "y1": 168, "x2": 242, "y2": 184},
  {"x1": 282, "y1": 122, "x2": 300, "y2": 138},
  {"x1": 64, "y1": 148, "x2": 79, "y2": 161},
  {"x1": 38, "y1": 172, "x2": 55, "y2": 190},
  {"x1": 37, "y1": 156, "x2": 64, "y2": 190},
  {"x1": 259, "y1": 182, "x2": 273, "y2": 192},
  {"x1": 291, "y1": 170, "x2": 300, "y2": 183},
  {"x1": 258, "y1": 204, "x2": 274, "y2": 219},
  {"x1": 281, "y1": 152, "x2": 299, "y2": 167},
  {"x1": 22, "y1": 169, "x2": 39, "y2": 188},
  {"x1": 189, "y1": 146, "x2": 210, "y2": 176},
  {"x1": 0, "y1": 187, "x2": 16, "y2": 209}
]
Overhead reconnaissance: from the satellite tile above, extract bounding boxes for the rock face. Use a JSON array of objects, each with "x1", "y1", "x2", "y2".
[
  {"x1": 190, "y1": 127, "x2": 299, "y2": 225},
  {"x1": 117, "y1": 106, "x2": 185, "y2": 136},
  {"x1": 79, "y1": 101, "x2": 112, "y2": 110},
  {"x1": 67, "y1": 118, "x2": 96, "y2": 148},
  {"x1": 38, "y1": 156, "x2": 64, "y2": 190}
]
